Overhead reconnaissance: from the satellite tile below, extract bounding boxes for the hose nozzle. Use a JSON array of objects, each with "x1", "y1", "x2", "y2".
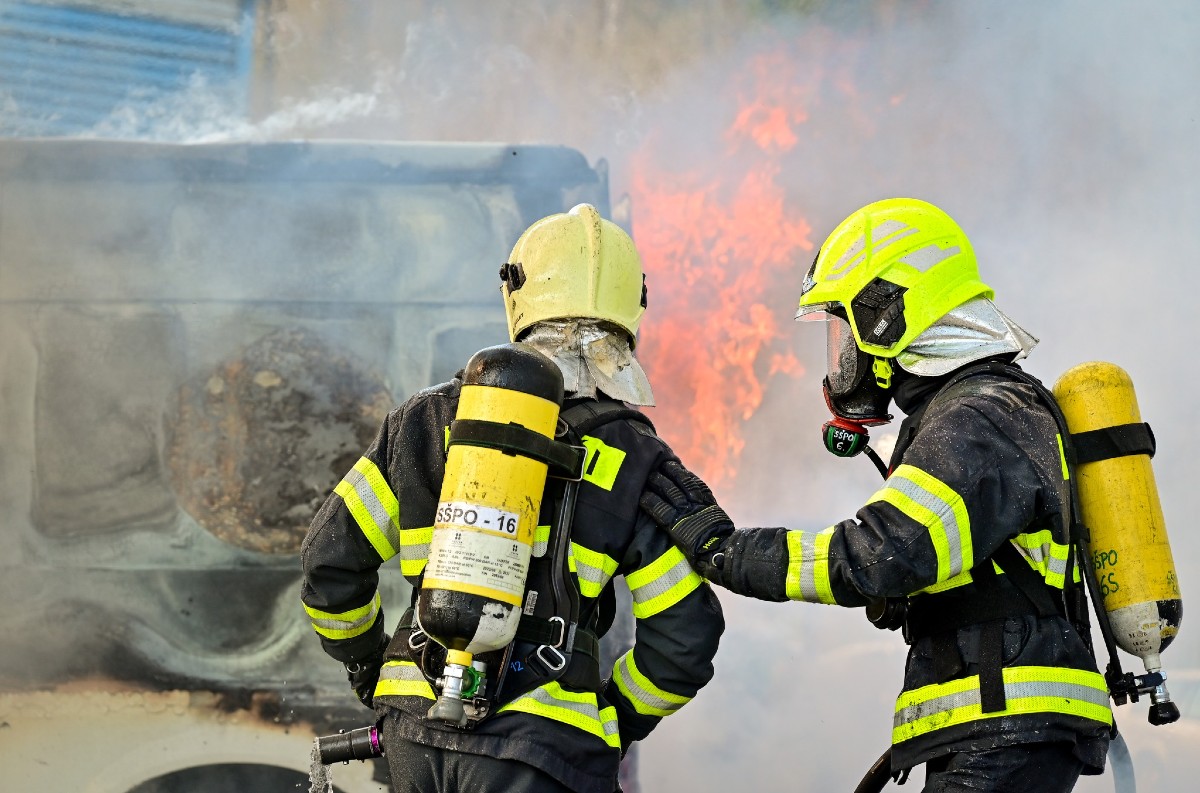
[{"x1": 316, "y1": 725, "x2": 383, "y2": 765}]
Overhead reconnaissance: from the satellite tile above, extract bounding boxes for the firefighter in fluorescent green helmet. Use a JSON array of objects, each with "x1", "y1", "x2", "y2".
[
  {"x1": 641, "y1": 198, "x2": 1111, "y2": 792},
  {"x1": 302, "y1": 204, "x2": 723, "y2": 793}
]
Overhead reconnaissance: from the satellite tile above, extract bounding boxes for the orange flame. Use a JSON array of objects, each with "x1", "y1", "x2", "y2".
[{"x1": 631, "y1": 50, "x2": 818, "y2": 485}]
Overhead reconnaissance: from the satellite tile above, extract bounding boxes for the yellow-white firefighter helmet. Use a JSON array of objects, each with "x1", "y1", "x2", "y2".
[{"x1": 502, "y1": 203, "x2": 647, "y2": 347}]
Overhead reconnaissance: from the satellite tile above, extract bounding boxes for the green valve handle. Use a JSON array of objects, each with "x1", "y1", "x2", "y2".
[{"x1": 461, "y1": 666, "x2": 483, "y2": 698}]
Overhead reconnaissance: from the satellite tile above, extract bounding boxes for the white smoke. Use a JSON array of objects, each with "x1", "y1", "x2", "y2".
[{"x1": 26, "y1": 0, "x2": 1199, "y2": 790}]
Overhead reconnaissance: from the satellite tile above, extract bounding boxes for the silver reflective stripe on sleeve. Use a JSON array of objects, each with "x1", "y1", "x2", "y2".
[
  {"x1": 784, "y1": 528, "x2": 836, "y2": 604},
  {"x1": 613, "y1": 650, "x2": 691, "y2": 717},
  {"x1": 868, "y1": 464, "x2": 973, "y2": 585},
  {"x1": 304, "y1": 591, "x2": 381, "y2": 641},
  {"x1": 334, "y1": 457, "x2": 401, "y2": 560},
  {"x1": 625, "y1": 547, "x2": 702, "y2": 618}
]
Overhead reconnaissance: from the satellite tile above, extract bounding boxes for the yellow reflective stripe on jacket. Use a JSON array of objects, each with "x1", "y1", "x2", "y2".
[
  {"x1": 613, "y1": 649, "x2": 692, "y2": 717},
  {"x1": 1013, "y1": 530, "x2": 1072, "y2": 589},
  {"x1": 334, "y1": 457, "x2": 400, "y2": 560},
  {"x1": 570, "y1": 542, "x2": 619, "y2": 599},
  {"x1": 398, "y1": 526, "x2": 433, "y2": 577},
  {"x1": 784, "y1": 528, "x2": 837, "y2": 604},
  {"x1": 499, "y1": 681, "x2": 621, "y2": 748},
  {"x1": 918, "y1": 569, "x2": 975, "y2": 595},
  {"x1": 916, "y1": 533, "x2": 1075, "y2": 596},
  {"x1": 532, "y1": 524, "x2": 552, "y2": 557},
  {"x1": 892, "y1": 665, "x2": 1112, "y2": 745},
  {"x1": 304, "y1": 591, "x2": 381, "y2": 640},
  {"x1": 1057, "y1": 434, "x2": 1070, "y2": 481},
  {"x1": 869, "y1": 464, "x2": 973, "y2": 585},
  {"x1": 626, "y1": 547, "x2": 703, "y2": 618},
  {"x1": 579, "y1": 435, "x2": 626, "y2": 491},
  {"x1": 374, "y1": 660, "x2": 435, "y2": 700}
]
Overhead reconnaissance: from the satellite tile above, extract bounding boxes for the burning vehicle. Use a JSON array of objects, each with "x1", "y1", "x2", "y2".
[{"x1": 0, "y1": 137, "x2": 621, "y2": 792}]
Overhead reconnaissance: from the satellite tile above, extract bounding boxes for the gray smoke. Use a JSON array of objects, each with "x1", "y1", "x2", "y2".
[{"x1": 19, "y1": 0, "x2": 1200, "y2": 790}]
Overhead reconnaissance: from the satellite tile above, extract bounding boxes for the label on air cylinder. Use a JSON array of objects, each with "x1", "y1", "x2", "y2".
[
  {"x1": 424, "y1": 501, "x2": 530, "y2": 606},
  {"x1": 435, "y1": 501, "x2": 519, "y2": 536}
]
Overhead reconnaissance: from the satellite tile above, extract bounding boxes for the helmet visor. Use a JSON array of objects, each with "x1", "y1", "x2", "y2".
[
  {"x1": 826, "y1": 312, "x2": 861, "y2": 397},
  {"x1": 795, "y1": 300, "x2": 835, "y2": 322}
]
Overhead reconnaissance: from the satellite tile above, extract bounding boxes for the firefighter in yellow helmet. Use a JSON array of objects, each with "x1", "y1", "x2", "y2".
[
  {"x1": 640, "y1": 198, "x2": 1112, "y2": 792},
  {"x1": 301, "y1": 204, "x2": 724, "y2": 793}
]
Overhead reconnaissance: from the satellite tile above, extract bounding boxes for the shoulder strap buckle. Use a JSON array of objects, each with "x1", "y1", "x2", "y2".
[{"x1": 535, "y1": 644, "x2": 567, "y2": 673}]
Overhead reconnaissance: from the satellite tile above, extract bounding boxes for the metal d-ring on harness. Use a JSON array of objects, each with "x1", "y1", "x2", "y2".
[{"x1": 534, "y1": 616, "x2": 570, "y2": 673}]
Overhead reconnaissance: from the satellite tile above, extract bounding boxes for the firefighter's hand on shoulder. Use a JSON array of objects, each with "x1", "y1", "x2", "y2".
[
  {"x1": 345, "y1": 632, "x2": 390, "y2": 710},
  {"x1": 640, "y1": 459, "x2": 734, "y2": 574}
]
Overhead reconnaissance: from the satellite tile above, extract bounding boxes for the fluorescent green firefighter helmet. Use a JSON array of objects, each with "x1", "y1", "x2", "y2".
[
  {"x1": 797, "y1": 198, "x2": 994, "y2": 358},
  {"x1": 501, "y1": 203, "x2": 647, "y2": 347}
]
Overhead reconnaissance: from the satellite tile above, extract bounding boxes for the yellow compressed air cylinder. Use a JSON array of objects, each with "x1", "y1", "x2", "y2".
[
  {"x1": 1052, "y1": 362, "x2": 1182, "y2": 678},
  {"x1": 419, "y1": 343, "x2": 564, "y2": 726}
]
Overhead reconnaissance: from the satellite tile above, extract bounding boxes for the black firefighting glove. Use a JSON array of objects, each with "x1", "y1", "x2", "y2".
[
  {"x1": 345, "y1": 632, "x2": 390, "y2": 710},
  {"x1": 640, "y1": 459, "x2": 734, "y2": 575}
]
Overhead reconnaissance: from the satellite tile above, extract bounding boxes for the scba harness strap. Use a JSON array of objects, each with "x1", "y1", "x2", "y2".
[
  {"x1": 888, "y1": 361, "x2": 1099, "y2": 714},
  {"x1": 511, "y1": 399, "x2": 654, "y2": 687},
  {"x1": 415, "y1": 398, "x2": 654, "y2": 727}
]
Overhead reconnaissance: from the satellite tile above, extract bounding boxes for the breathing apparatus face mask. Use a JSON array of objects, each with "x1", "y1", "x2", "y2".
[{"x1": 810, "y1": 307, "x2": 894, "y2": 459}]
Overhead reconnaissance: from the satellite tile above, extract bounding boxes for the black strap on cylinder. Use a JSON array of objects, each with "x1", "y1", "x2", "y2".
[
  {"x1": 1071, "y1": 422, "x2": 1155, "y2": 464},
  {"x1": 449, "y1": 418, "x2": 585, "y2": 479}
]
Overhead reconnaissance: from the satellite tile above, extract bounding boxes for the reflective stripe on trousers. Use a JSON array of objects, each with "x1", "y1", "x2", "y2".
[{"x1": 892, "y1": 665, "x2": 1112, "y2": 744}]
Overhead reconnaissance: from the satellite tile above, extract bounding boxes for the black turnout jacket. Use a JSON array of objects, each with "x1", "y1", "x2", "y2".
[
  {"x1": 301, "y1": 378, "x2": 724, "y2": 793},
  {"x1": 708, "y1": 365, "x2": 1111, "y2": 774}
]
